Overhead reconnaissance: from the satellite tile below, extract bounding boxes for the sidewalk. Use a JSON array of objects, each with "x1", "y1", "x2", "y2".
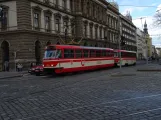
[
  {"x1": 0, "y1": 71, "x2": 28, "y2": 79},
  {"x1": 136, "y1": 63, "x2": 161, "y2": 71},
  {"x1": 111, "y1": 62, "x2": 161, "y2": 77}
]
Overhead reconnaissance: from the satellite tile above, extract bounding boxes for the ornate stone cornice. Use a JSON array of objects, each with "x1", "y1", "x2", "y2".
[
  {"x1": 43, "y1": 9, "x2": 53, "y2": 15},
  {"x1": 32, "y1": 5, "x2": 42, "y2": 11}
]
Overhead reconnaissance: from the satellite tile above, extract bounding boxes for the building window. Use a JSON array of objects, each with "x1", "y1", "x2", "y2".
[
  {"x1": 87, "y1": 2, "x2": 90, "y2": 16},
  {"x1": 95, "y1": 27, "x2": 98, "y2": 39},
  {"x1": 110, "y1": 32, "x2": 112, "y2": 42},
  {"x1": 45, "y1": 16, "x2": 51, "y2": 32},
  {"x1": 55, "y1": 18, "x2": 60, "y2": 32},
  {"x1": 71, "y1": 22, "x2": 75, "y2": 36},
  {"x1": 63, "y1": 20, "x2": 68, "y2": 34},
  {"x1": 90, "y1": 26, "x2": 93, "y2": 39},
  {"x1": 81, "y1": 1, "x2": 84, "y2": 13},
  {"x1": 70, "y1": 0, "x2": 74, "y2": 12},
  {"x1": 44, "y1": 0, "x2": 49, "y2": 4},
  {"x1": 34, "y1": 13, "x2": 40, "y2": 30},
  {"x1": 93, "y1": 4, "x2": 95, "y2": 17},
  {"x1": 0, "y1": 10, "x2": 8, "y2": 31},
  {"x1": 113, "y1": 34, "x2": 115, "y2": 43},
  {"x1": 62, "y1": 0, "x2": 67, "y2": 10},
  {"x1": 104, "y1": 29, "x2": 107, "y2": 39},
  {"x1": 99, "y1": 27, "x2": 102, "y2": 39},
  {"x1": 53, "y1": 0, "x2": 59, "y2": 7}
]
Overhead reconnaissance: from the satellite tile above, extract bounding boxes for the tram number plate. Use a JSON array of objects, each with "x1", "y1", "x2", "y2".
[{"x1": 97, "y1": 61, "x2": 101, "y2": 64}]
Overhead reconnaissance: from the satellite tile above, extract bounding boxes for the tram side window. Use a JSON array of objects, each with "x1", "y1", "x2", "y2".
[
  {"x1": 121, "y1": 52, "x2": 125, "y2": 57},
  {"x1": 64, "y1": 49, "x2": 74, "y2": 58},
  {"x1": 75, "y1": 49, "x2": 82, "y2": 58},
  {"x1": 96, "y1": 50, "x2": 101, "y2": 57},
  {"x1": 107, "y1": 50, "x2": 111, "y2": 57},
  {"x1": 90, "y1": 50, "x2": 96, "y2": 57},
  {"x1": 102, "y1": 50, "x2": 106, "y2": 57},
  {"x1": 83, "y1": 49, "x2": 89, "y2": 58},
  {"x1": 110, "y1": 51, "x2": 114, "y2": 57},
  {"x1": 114, "y1": 52, "x2": 118, "y2": 57}
]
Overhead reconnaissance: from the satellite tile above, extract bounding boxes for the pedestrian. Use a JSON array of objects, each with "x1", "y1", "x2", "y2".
[{"x1": 17, "y1": 63, "x2": 21, "y2": 72}]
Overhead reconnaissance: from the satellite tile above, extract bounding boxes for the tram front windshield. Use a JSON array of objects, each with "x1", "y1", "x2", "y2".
[{"x1": 44, "y1": 49, "x2": 61, "y2": 59}]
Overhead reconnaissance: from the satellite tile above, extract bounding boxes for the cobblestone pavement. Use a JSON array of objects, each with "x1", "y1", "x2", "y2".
[{"x1": 0, "y1": 64, "x2": 161, "y2": 120}]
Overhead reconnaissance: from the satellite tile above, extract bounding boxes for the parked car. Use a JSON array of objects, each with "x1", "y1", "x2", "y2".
[
  {"x1": 28, "y1": 65, "x2": 37, "y2": 74},
  {"x1": 35, "y1": 65, "x2": 44, "y2": 76}
]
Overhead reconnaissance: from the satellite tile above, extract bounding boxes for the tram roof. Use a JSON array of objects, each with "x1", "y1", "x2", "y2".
[
  {"x1": 47, "y1": 45, "x2": 114, "y2": 51},
  {"x1": 114, "y1": 49, "x2": 136, "y2": 53}
]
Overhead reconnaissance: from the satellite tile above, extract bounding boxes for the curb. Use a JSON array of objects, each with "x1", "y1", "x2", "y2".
[
  {"x1": 0, "y1": 74, "x2": 23, "y2": 80},
  {"x1": 137, "y1": 69, "x2": 161, "y2": 72}
]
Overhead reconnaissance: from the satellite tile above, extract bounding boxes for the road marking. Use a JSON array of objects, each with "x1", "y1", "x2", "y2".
[{"x1": 125, "y1": 107, "x2": 161, "y2": 117}]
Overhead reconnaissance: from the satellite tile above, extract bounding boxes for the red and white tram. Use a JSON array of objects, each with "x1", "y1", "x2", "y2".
[
  {"x1": 43, "y1": 45, "x2": 115, "y2": 74},
  {"x1": 114, "y1": 49, "x2": 136, "y2": 66}
]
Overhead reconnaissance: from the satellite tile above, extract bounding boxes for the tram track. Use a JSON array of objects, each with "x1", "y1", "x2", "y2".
[{"x1": 0, "y1": 67, "x2": 135, "y2": 103}]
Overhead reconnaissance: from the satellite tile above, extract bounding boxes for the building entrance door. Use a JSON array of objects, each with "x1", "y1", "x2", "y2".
[{"x1": 1, "y1": 41, "x2": 9, "y2": 71}]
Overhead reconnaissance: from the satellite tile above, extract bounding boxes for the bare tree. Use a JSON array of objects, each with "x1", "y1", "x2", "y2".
[{"x1": 153, "y1": 11, "x2": 161, "y2": 28}]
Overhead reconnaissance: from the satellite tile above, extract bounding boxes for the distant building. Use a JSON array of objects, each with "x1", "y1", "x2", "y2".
[
  {"x1": 120, "y1": 12, "x2": 137, "y2": 51},
  {"x1": 156, "y1": 48, "x2": 161, "y2": 58},
  {"x1": 136, "y1": 28, "x2": 146, "y2": 60},
  {"x1": 151, "y1": 45, "x2": 157, "y2": 59},
  {"x1": 143, "y1": 21, "x2": 152, "y2": 57}
]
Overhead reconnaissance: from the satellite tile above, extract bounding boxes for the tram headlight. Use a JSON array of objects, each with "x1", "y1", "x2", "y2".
[{"x1": 51, "y1": 64, "x2": 53, "y2": 66}]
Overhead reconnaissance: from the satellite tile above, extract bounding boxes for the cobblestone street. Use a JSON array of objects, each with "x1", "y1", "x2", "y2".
[{"x1": 1, "y1": 64, "x2": 161, "y2": 120}]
